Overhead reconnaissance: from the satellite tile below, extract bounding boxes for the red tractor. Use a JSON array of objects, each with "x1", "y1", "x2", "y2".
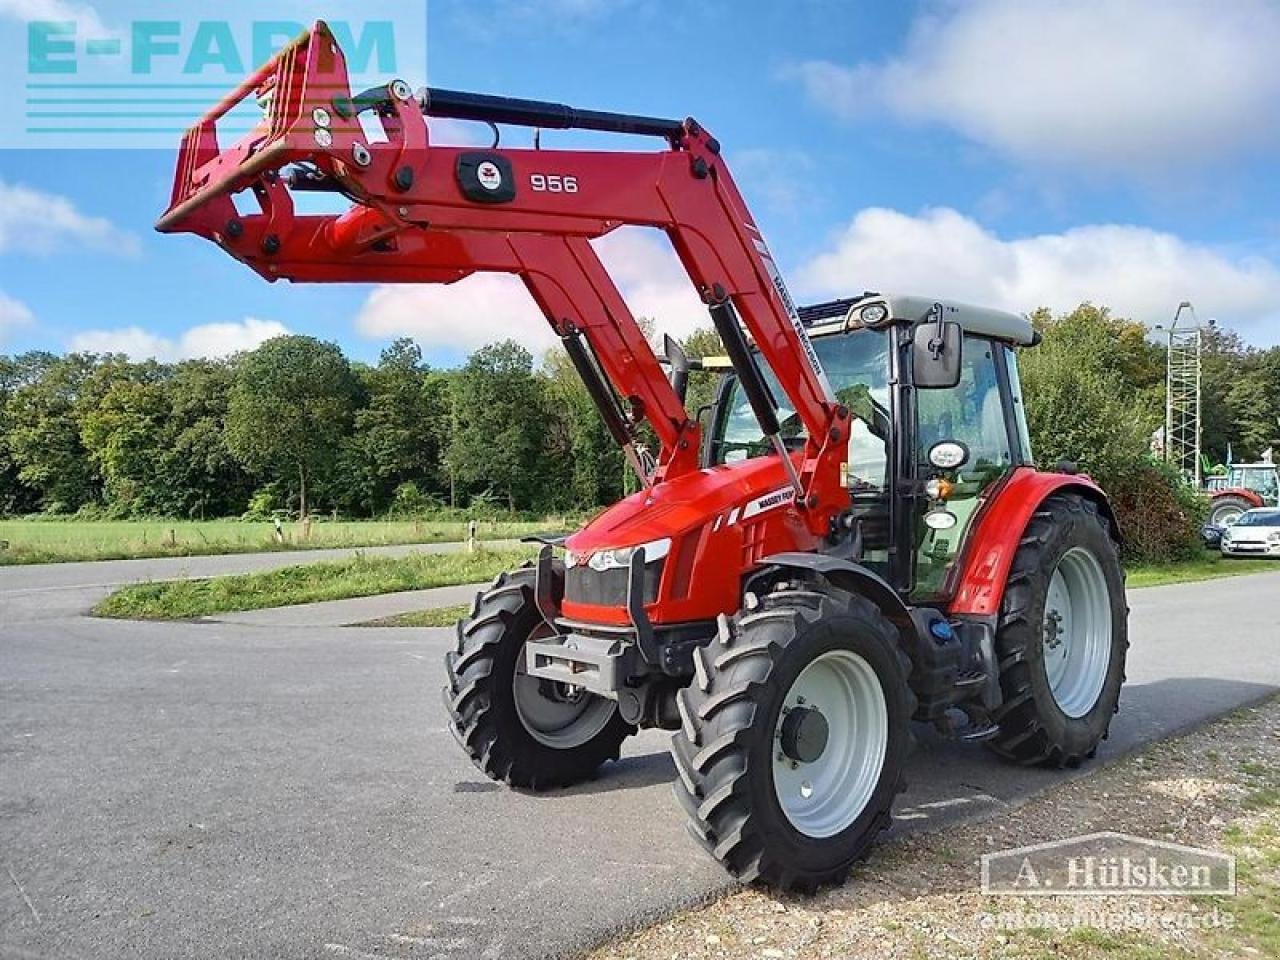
[
  {"x1": 158, "y1": 23, "x2": 1128, "y2": 892},
  {"x1": 1206, "y1": 463, "x2": 1280, "y2": 527}
]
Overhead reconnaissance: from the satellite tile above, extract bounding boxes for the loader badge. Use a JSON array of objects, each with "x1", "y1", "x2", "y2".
[
  {"x1": 456, "y1": 153, "x2": 517, "y2": 203},
  {"x1": 477, "y1": 162, "x2": 503, "y2": 191}
]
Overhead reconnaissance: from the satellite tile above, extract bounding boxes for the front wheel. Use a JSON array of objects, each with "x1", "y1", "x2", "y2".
[
  {"x1": 670, "y1": 583, "x2": 914, "y2": 892},
  {"x1": 988, "y1": 494, "x2": 1128, "y2": 767},
  {"x1": 444, "y1": 566, "x2": 633, "y2": 790}
]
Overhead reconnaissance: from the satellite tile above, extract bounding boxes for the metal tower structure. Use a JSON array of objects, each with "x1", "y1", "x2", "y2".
[{"x1": 1163, "y1": 301, "x2": 1204, "y2": 487}]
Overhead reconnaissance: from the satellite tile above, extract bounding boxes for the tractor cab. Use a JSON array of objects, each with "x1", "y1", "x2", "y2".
[
  {"x1": 1226, "y1": 463, "x2": 1279, "y2": 503},
  {"x1": 706, "y1": 294, "x2": 1038, "y2": 601}
]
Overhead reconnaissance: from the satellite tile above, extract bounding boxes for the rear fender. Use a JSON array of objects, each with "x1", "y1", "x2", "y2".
[
  {"x1": 1212, "y1": 488, "x2": 1265, "y2": 508},
  {"x1": 948, "y1": 467, "x2": 1118, "y2": 618}
]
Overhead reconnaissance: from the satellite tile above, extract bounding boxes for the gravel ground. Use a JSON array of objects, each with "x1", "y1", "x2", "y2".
[{"x1": 587, "y1": 696, "x2": 1280, "y2": 960}]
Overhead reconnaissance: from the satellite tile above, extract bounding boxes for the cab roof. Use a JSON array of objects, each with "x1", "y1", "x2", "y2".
[{"x1": 801, "y1": 293, "x2": 1038, "y2": 347}]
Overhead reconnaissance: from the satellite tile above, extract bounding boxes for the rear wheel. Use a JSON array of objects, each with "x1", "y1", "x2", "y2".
[
  {"x1": 670, "y1": 583, "x2": 914, "y2": 892},
  {"x1": 989, "y1": 494, "x2": 1128, "y2": 767},
  {"x1": 444, "y1": 566, "x2": 633, "y2": 790},
  {"x1": 1208, "y1": 495, "x2": 1252, "y2": 528}
]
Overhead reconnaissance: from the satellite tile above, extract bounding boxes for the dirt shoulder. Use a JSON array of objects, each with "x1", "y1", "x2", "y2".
[{"x1": 588, "y1": 695, "x2": 1280, "y2": 960}]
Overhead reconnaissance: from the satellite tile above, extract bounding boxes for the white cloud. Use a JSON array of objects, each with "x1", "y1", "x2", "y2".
[
  {"x1": 0, "y1": 0, "x2": 111, "y2": 38},
  {"x1": 729, "y1": 148, "x2": 816, "y2": 217},
  {"x1": 791, "y1": 0, "x2": 1280, "y2": 174},
  {"x1": 0, "y1": 290, "x2": 34, "y2": 340},
  {"x1": 355, "y1": 227, "x2": 708, "y2": 356},
  {"x1": 0, "y1": 180, "x2": 139, "y2": 256},
  {"x1": 69, "y1": 318, "x2": 289, "y2": 360},
  {"x1": 592, "y1": 228, "x2": 709, "y2": 339},
  {"x1": 797, "y1": 207, "x2": 1280, "y2": 343}
]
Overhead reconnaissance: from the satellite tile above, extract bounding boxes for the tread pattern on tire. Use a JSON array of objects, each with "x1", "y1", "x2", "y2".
[
  {"x1": 444, "y1": 566, "x2": 632, "y2": 791},
  {"x1": 669, "y1": 584, "x2": 916, "y2": 893},
  {"x1": 988, "y1": 493, "x2": 1129, "y2": 768}
]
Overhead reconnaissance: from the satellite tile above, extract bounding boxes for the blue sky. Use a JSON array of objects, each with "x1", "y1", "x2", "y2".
[{"x1": 2, "y1": 0, "x2": 1280, "y2": 368}]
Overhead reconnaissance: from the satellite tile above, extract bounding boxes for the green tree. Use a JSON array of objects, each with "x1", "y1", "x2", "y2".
[
  {"x1": 540, "y1": 346, "x2": 623, "y2": 508},
  {"x1": 449, "y1": 340, "x2": 546, "y2": 511},
  {"x1": 680, "y1": 326, "x2": 727, "y2": 429},
  {"x1": 0, "y1": 354, "x2": 50, "y2": 513},
  {"x1": 337, "y1": 338, "x2": 449, "y2": 513},
  {"x1": 226, "y1": 336, "x2": 359, "y2": 518},
  {"x1": 155, "y1": 360, "x2": 251, "y2": 517},
  {"x1": 80, "y1": 376, "x2": 169, "y2": 515},
  {"x1": 5, "y1": 353, "x2": 102, "y2": 512}
]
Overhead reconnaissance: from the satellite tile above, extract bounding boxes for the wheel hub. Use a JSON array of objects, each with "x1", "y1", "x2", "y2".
[
  {"x1": 1043, "y1": 609, "x2": 1064, "y2": 650},
  {"x1": 779, "y1": 705, "x2": 829, "y2": 764}
]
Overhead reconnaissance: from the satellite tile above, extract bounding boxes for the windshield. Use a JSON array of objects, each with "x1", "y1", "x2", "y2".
[
  {"x1": 711, "y1": 329, "x2": 892, "y2": 491},
  {"x1": 1235, "y1": 511, "x2": 1280, "y2": 527},
  {"x1": 1228, "y1": 467, "x2": 1279, "y2": 498}
]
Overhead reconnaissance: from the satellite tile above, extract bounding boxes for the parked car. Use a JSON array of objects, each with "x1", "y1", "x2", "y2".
[
  {"x1": 1220, "y1": 508, "x2": 1280, "y2": 558},
  {"x1": 1201, "y1": 522, "x2": 1225, "y2": 549}
]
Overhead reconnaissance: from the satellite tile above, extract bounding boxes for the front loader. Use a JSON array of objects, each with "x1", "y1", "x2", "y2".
[{"x1": 158, "y1": 22, "x2": 1129, "y2": 892}]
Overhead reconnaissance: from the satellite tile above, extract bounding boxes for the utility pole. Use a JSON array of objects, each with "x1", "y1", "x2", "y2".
[{"x1": 1156, "y1": 302, "x2": 1208, "y2": 488}]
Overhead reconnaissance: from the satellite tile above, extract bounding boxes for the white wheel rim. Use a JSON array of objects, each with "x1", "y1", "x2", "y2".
[
  {"x1": 772, "y1": 650, "x2": 888, "y2": 838},
  {"x1": 1212, "y1": 504, "x2": 1244, "y2": 526},
  {"x1": 512, "y1": 627, "x2": 616, "y2": 749},
  {"x1": 1042, "y1": 547, "x2": 1112, "y2": 718}
]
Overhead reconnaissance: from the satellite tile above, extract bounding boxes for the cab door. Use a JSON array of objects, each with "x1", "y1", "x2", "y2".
[{"x1": 911, "y1": 336, "x2": 1022, "y2": 601}]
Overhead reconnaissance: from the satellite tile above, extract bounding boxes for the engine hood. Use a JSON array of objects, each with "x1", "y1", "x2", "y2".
[{"x1": 566, "y1": 455, "x2": 797, "y2": 553}]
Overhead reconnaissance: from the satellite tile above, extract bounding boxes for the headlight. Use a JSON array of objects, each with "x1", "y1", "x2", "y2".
[
  {"x1": 1269, "y1": 532, "x2": 1280, "y2": 543},
  {"x1": 859, "y1": 303, "x2": 889, "y2": 326},
  {"x1": 585, "y1": 537, "x2": 671, "y2": 572}
]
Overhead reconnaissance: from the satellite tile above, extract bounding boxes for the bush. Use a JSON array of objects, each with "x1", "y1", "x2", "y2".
[
  {"x1": 1022, "y1": 305, "x2": 1202, "y2": 565},
  {"x1": 387, "y1": 481, "x2": 444, "y2": 518},
  {"x1": 242, "y1": 484, "x2": 284, "y2": 521},
  {"x1": 1102, "y1": 459, "x2": 1207, "y2": 564}
]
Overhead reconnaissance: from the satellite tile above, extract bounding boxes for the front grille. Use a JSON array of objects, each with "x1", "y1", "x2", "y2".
[{"x1": 565, "y1": 560, "x2": 663, "y2": 606}]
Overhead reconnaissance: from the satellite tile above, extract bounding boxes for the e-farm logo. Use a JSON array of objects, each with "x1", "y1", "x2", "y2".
[
  {"x1": 0, "y1": 1, "x2": 427, "y2": 149},
  {"x1": 27, "y1": 20, "x2": 396, "y2": 77}
]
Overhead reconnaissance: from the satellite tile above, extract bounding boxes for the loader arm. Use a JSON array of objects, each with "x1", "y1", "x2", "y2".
[{"x1": 157, "y1": 21, "x2": 848, "y2": 532}]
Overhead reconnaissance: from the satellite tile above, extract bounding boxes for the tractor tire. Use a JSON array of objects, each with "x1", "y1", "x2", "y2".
[
  {"x1": 444, "y1": 566, "x2": 633, "y2": 791},
  {"x1": 670, "y1": 582, "x2": 915, "y2": 892},
  {"x1": 988, "y1": 493, "x2": 1128, "y2": 768},
  {"x1": 1208, "y1": 495, "x2": 1253, "y2": 529}
]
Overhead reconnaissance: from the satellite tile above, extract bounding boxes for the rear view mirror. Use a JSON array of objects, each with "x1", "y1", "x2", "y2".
[{"x1": 912, "y1": 319, "x2": 963, "y2": 389}]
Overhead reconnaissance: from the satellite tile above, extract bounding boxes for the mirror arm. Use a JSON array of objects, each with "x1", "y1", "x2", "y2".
[{"x1": 928, "y1": 301, "x2": 946, "y2": 359}]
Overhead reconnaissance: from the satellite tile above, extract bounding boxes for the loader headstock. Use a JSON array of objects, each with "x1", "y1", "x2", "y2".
[{"x1": 156, "y1": 20, "x2": 425, "y2": 248}]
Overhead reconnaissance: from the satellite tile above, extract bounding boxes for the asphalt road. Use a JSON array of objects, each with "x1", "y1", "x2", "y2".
[{"x1": 2, "y1": 554, "x2": 1279, "y2": 960}]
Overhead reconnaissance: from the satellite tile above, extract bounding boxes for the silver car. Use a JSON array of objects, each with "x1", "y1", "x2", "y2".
[{"x1": 1220, "y1": 508, "x2": 1280, "y2": 558}]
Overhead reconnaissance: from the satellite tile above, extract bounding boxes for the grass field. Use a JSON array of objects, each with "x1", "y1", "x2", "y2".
[
  {"x1": 92, "y1": 548, "x2": 537, "y2": 620},
  {"x1": 1126, "y1": 553, "x2": 1279, "y2": 587},
  {"x1": 0, "y1": 517, "x2": 560, "y2": 565},
  {"x1": 361, "y1": 603, "x2": 473, "y2": 628}
]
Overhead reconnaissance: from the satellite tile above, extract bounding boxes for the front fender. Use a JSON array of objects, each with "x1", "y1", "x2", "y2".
[
  {"x1": 751, "y1": 552, "x2": 916, "y2": 639},
  {"x1": 948, "y1": 467, "x2": 1118, "y2": 618}
]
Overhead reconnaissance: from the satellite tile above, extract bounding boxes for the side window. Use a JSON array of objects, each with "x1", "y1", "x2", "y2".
[
  {"x1": 916, "y1": 336, "x2": 1012, "y2": 478},
  {"x1": 1005, "y1": 346, "x2": 1034, "y2": 465},
  {"x1": 913, "y1": 336, "x2": 1015, "y2": 600}
]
